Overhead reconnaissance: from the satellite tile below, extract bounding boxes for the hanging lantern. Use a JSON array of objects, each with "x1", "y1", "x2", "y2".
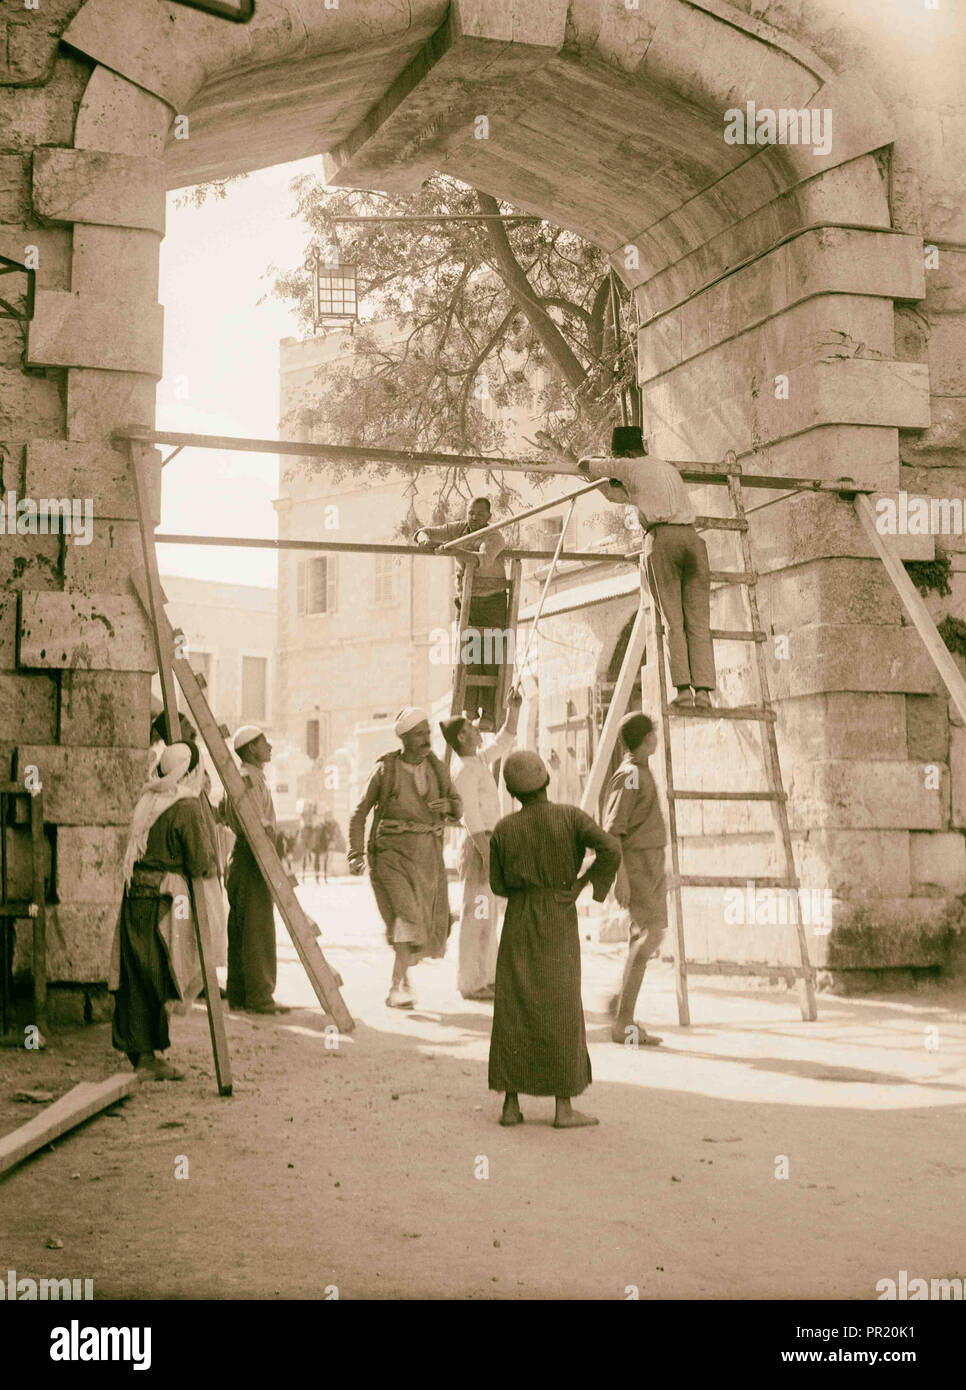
[{"x1": 305, "y1": 246, "x2": 358, "y2": 332}]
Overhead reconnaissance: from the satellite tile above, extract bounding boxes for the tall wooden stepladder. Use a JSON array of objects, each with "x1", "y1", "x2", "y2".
[
  {"x1": 129, "y1": 441, "x2": 234, "y2": 1095},
  {"x1": 645, "y1": 466, "x2": 818, "y2": 1025}
]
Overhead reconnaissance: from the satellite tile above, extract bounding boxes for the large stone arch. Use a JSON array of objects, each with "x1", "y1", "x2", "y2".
[{"x1": 6, "y1": 0, "x2": 963, "y2": 993}]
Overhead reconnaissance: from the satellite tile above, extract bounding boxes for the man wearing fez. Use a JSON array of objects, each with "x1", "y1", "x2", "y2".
[
  {"x1": 349, "y1": 708, "x2": 462, "y2": 1009},
  {"x1": 581, "y1": 425, "x2": 716, "y2": 710},
  {"x1": 441, "y1": 688, "x2": 523, "y2": 1002},
  {"x1": 488, "y1": 750, "x2": 621, "y2": 1129},
  {"x1": 416, "y1": 497, "x2": 510, "y2": 728},
  {"x1": 603, "y1": 712, "x2": 667, "y2": 1047},
  {"x1": 224, "y1": 725, "x2": 290, "y2": 1015}
]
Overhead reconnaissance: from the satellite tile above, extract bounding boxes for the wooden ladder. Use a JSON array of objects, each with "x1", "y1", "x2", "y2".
[
  {"x1": 445, "y1": 559, "x2": 522, "y2": 767},
  {"x1": 648, "y1": 469, "x2": 818, "y2": 1026}
]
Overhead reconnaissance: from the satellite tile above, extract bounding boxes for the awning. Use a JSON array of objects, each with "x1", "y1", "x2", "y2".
[{"x1": 518, "y1": 568, "x2": 643, "y2": 622}]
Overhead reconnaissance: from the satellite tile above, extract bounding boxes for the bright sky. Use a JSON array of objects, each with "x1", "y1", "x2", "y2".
[{"x1": 156, "y1": 159, "x2": 319, "y2": 589}]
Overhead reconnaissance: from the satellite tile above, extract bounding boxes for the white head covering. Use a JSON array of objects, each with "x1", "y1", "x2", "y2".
[
  {"x1": 394, "y1": 707, "x2": 430, "y2": 737},
  {"x1": 122, "y1": 742, "x2": 201, "y2": 885},
  {"x1": 233, "y1": 724, "x2": 262, "y2": 752}
]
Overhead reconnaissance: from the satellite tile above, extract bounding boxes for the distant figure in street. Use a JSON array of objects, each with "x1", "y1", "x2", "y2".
[
  {"x1": 225, "y1": 725, "x2": 290, "y2": 1015},
  {"x1": 441, "y1": 688, "x2": 522, "y2": 1001},
  {"x1": 348, "y1": 708, "x2": 462, "y2": 1009},
  {"x1": 315, "y1": 810, "x2": 340, "y2": 884},
  {"x1": 488, "y1": 750, "x2": 621, "y2": 1129},
  {"x1": 110, "y1": 741, "x2": 218, "y2": 1081},
  {"x1": 603, "y1": 712, "x2": 667, "y2": 1047},
  {"x1": 581, "y1": 425, "x2": 716, "y2": 710},
  {"x1": 416, "y1": 497, "x2": 510, "y2": 728}
]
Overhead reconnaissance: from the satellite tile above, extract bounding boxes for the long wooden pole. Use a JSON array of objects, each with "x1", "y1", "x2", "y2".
[
  {"x1": 434, "y1": 478, "x2": 608, "y2": 552},
  {"x1": 153, "y1": 532, "x2": 633, "y2": 565}
]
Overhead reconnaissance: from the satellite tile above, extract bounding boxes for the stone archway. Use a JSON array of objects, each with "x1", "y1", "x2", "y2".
[{"x1": 7, "y1": 0, "x2": 963, "y2": 990}]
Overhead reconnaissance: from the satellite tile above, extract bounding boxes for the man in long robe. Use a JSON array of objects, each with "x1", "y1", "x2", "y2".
[
  {"x1": 441, "y1": 689, "x2": 522, "y2": 1000},
  {"x1": 349, "y1": 708, "x2": 462, "y2": 1008},
  {"x1": 110, "y1": 741, "x2": 218, "y2": 1081},
  {"x1": 488, "y1": 750, "x2": 621, "y2": 1128},
  {"x1": 603, "y1": 712, "x2": 667, "y2": 1047},
  {"x1": 225, "y1": 725, "x2": 289, "y2": 1015}
]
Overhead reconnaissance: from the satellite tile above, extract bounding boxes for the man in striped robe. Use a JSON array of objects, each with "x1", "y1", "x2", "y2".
[{"x1": 488, "y1": 750, "x2": 621, "y2": 1128}]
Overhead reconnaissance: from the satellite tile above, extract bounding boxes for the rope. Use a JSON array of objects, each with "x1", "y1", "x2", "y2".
[{"x1": 512, "y1": 496, "x2": 579, "y2": 690}]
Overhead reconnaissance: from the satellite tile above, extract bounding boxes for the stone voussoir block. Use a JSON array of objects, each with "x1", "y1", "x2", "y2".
[
  {"x1": 14, "y1": 745, "x2": 146, "y2": 824},
  {"x1": 32, "y1": 148, "x2": 165, "y2": 234}
]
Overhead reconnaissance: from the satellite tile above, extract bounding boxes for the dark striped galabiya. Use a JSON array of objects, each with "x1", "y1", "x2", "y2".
[{"x1": 488, "y1": 800, "x2": 621, "y2": 1098}]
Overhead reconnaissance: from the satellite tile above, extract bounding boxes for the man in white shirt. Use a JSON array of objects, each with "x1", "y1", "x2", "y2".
[
  {"x1": 580, "y1": 425, "x2": 716, "y2": 709},
  {"x1": 441, "y1": 689, "x2": 523, "y2": 1000}
]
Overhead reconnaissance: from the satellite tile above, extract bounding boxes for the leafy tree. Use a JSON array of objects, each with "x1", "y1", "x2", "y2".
[{"x1": 270, "y1": 173, "x2": 639, "y2": 522}]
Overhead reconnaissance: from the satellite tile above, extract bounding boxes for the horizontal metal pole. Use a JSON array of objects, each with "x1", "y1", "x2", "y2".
[
  {"x1": 153, "y1": 532, "x2": 634, "y2": 564},
  {"x1": 433, "y1": 478, "x2": 608, "y2": 551},
  {"x1": 119, "y1": 430, "x2": 872, "y2": 492},
  {"x1": 332, "y1": 214, "x2": 541, "y2": 224}
]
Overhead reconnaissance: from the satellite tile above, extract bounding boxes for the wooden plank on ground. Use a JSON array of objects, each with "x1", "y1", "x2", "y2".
[{"x1": 0, "y1": 1074, "x2": 137, "y2": 1178}]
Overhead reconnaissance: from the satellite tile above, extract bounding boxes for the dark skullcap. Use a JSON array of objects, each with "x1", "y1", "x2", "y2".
[{"x1": 619, "y1": 712, "x2": 654, "y2": 751}]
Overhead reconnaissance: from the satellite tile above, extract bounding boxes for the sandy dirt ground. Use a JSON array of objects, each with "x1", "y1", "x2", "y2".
[{"x1": 2, "y1": 875, "x2": 965, "y2": 1301}]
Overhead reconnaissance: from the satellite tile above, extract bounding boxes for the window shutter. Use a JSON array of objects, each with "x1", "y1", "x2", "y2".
[{"x1": 326, "y1": 556, "x2": 338, "y2": 613}]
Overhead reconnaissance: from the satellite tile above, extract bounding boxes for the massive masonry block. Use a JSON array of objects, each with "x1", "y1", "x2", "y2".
[
  {"x1": 906, "y1": 695, "x2": 951, "y2": 762},
  {"x1": 909, "y1": 832, "x2": 966, "y2": 896},
  {"x1": 777, "y1": 693, "x2": 907, "y2": 763},
  {"x1": 789, "y1": 760, "x2": 948, "y2": 831},
  {"x1": 32, "y1": 149, "x2": 165, "y2": 233},
  {"x1": 951, "y1": 727, "x2": 966, "y2": 828},
  {"x1": 24, "y1": 441, "x2": 161, "y2": 524},
  {"x1": 758, "y1": 559, "x2": 903, "y2": 629},
  {"x1": 14, "y1": 746, "x2": 146, "y2": 825},
  {"x1": 0, "y1": 673, "x2": 57, "y2": 744},
  {"x1": 27, "y1": 290, "x2": 164, "y2": 376},
  {"x1": 0, "y1": 536, "x2": 61, "y2": 592},
  {"x1": 62, "y1": 520, "x2": 144, "y2": 596},
  {"x1": 56, "y1": 826, "x2": 127, "y2": 906},
  {"x1": 66, "y1": 369, "x2": 157, "y2": 443},
  {"x1": 59, "y1": 670, "x2": 152, "y2": 747},
  {"x1": 19, "y1": 592, "x2": 155, "y2": 672},
  {"x1": 41, "y1": 904, "x2": 118, "y2": 984},
  {"x1": 765, "y1": 624, "x2": 938, "y2": 700},
  {"x1": 750, "y1": 492, "x2": 933, "y2": 573}
]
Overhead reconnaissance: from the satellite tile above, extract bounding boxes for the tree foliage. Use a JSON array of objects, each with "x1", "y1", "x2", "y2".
[{"x1": 271, "y1": 173, "x2": 639, "y2": 520}]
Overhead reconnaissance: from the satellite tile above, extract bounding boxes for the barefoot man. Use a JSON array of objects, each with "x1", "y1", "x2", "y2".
[
  {"x1": 603, "y1": 712, "x2": 668, "y2": 1047},
  {"x1": 489, "y1": 750, "x2": 621, "y2": 1129},
  {"x1": 348, "y1": 708, "x2": 462, "y2": 1009}
]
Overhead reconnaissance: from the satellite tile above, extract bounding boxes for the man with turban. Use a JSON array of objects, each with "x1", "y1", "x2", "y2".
[
  {"x1": 224, "y1": 725, "x2": 289, "y2": 1015},
  {"x1": 110, "y1": 741, "x2": 219, "y2": 1080},
  {"x1": 580, "y1": 425, "x2": 716, "y2": 710},
  {"x1": 603, "y1": 712, "x2": 667, "y2": 1047},
  {"x1": 488, "y1": 750, "x2": 621, "y2": 1128},
  {"x1": 349, "y1": 708, "x2": 462, "y2": 1008}
]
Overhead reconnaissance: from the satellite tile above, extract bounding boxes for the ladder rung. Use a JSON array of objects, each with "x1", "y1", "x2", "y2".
[
  {"x1": 668, "y1": 790, "x2": 785, "y2": 802},
  {"x1": 672, "y1": 874, "x2": 799, "y2": 889},
  {"x1": 710, "y1": 628, "x2": 766, "y2": 642},
  {"x1": 463, "y1": 675, "x2": 499, "y2": 686},
  {"x1": 668, "y1": 704, "x2": 776, "y2": 722},
  {"x1": 710, "y1": 570, "x2": 756, "y2": 584},
  {"x1": 684, "y1": 961, "x2": 811, "y2": 980},
  {"x1": 695, "y1": 516, "x2": 747, "y2": 531}
]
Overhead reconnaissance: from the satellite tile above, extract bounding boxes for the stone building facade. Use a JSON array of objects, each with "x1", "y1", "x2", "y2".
[{"x1": 2, "y1": 0, "x2": 965, "y2": 996}]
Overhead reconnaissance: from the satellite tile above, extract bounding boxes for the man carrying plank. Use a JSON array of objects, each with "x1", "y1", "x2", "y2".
[
  {"x1": 110, "y1": 741, "x2": 218, "y2": 1080},
  {"x1": 224, "y1": 726, "x2": 290, "y2": 1015}
]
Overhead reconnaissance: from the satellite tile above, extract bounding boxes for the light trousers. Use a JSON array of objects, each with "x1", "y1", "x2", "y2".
[
  {"x1": 457, "y1": 836, "x2": 499, "y2": 996},
  {"x1": 645, "y1": 524, "x2": 716, "y2": 690}
]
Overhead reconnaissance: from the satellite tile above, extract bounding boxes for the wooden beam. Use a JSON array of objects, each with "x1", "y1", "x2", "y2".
[
  {"x1": 854, "y1": 494, "x2": 966, "y2": 724},
  {"x1": 153, "y1": 533, "x2": 634, "y2": 565},
  {"x1": 0, "y1": 1074, "x2": 136, "y2": 1178}
]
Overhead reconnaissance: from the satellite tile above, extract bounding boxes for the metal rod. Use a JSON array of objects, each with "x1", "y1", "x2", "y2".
[
  {"x1": 332, "y1": 215, "x2": 541, "y2": 225},
  {"x1": 514, "y1": 497, "x2": 579, "y2": 686},
  {"x1": 153, "y1": 532, "x2": 634, "y2": 565},
  {"x1": 608, "y1": 269, "x2": 628, "y2": 428},
  {"x1": 114, "y1": 430, "x2": 873, "y2": 492},
  {"x1": 432, "y1": 478, "x2": 608, "y2": 552}
]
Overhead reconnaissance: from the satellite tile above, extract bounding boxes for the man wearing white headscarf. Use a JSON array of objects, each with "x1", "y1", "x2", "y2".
[
  {"x1": 110, "y1": 741, "x2": 218, "y2": 1080},
  {"x1": 349, "y1": 708, "x2": 462, "y2": 1008}
]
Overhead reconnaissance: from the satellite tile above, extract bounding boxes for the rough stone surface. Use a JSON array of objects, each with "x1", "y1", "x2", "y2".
[
  {"x1": 909, "y1": 832, "x2": 966, "y2": 897},
  {"x1": 777, "y1": 693, "x2": 907, "y2": 763},
  {"x1": 25, "y1": 441, "x2": 162, "y2": 524},
  {"x1": 0, "y1": 673, "x2": 58, "y2": 744},
  {"x1": 0, "y1": 228, "x2": 71, "y2": 292},
  {"x1": 952, "y1": 727, "x2": 966, "y2": 829},
  {"x1": 32, "y1": 149, "x2": 165, "y2": 233},
  {"x1": 0, "y1": 535, "x2": 62, "y2": 592},
  {"x1": 70, "y1": 226, "x2": 161, "y2": 303},
  {"x1": 66, "y1": 368, "x2": 157, "y2": 442},
  {"x1": 28, "y1": 290, "x2": 164, "y2": 377},
  {"x1": 59, "y1": 670, "x2": 152, "y2": 748},
  {"x1": 19, "y1": 592, "x2": 155, "y2": 673},
  {"x1": 61, "y1": 519, "x2": 144, "y2": 596},
  {"x1": 56, "y1": 826, "x2": 127, "y2": 906},
  {"x1": 789, "y1": 760, "x2": 948, "y2": 831},
  {"x1": 759, "y1": 559, "x2": 903, "y2": 629},
  {"x1": 766, "y1": 623, "x2": 937, "y2": 700},
  {"x1": 14, "y1": 745, "x2": 146, "y2": 825},
  {"x1": 44, "y1": 904, "x2": 117, "y2": 983},
  {"x1": 906, "y1": 694, "x2": 951, "y2": 762}
]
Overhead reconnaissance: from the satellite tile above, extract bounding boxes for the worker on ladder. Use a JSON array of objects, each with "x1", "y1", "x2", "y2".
[
  {"x1": 416, "y1": 497, "x2": 509, "y2": 728},
  {"x1": 581, "y1": 425, "x2": 716, "y2": 710}
]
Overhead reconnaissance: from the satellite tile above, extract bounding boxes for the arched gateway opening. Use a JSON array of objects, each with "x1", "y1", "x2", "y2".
[{"x1": 5, "y1": 0, "x2": 961, "y2": 1002}]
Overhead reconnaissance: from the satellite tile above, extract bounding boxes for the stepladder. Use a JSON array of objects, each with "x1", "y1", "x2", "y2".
[{"x1": 643, "y1": 467, "x2": 818, "y2": 1026}]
